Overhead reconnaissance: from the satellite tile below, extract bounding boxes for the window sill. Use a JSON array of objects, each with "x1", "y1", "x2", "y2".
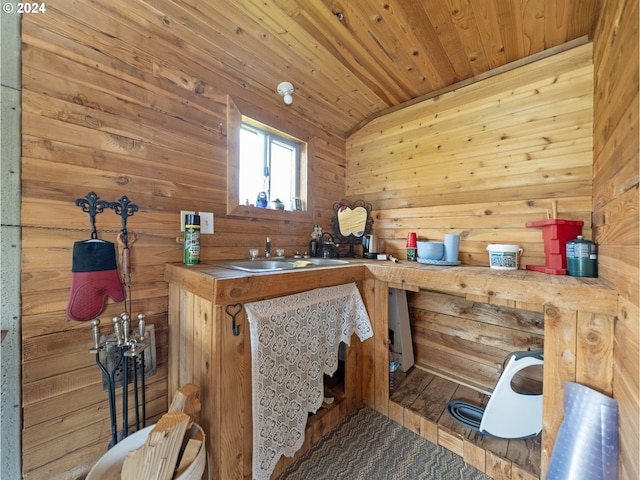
[{"x1": 227, "y1": 204, "x2": 312, "y2": 222}]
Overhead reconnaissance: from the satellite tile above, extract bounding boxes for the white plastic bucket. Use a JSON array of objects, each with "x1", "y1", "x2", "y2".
[
  {"x1": 486, "y1": 244, "x2": 523, "y2": 270},
  {"x1": 86, "y1": 423, "x2": 206, "y2": 480}
]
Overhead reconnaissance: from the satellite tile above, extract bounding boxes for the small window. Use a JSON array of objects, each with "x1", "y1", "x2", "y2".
[
  {"x1": 239, "y1": 123, "x2": 301, "y2": 209},
  {"x1": 226, "y1": 96, "x2": 311, "y2": 219}
]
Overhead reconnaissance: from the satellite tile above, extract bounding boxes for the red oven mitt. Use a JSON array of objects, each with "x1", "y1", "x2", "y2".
[{"x1": 67, "y1": 239, "x2": 125, "y2": 321}]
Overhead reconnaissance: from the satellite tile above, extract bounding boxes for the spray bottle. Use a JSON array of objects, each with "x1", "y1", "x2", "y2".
[{"x1": 184, "y1": 214, "x2": 201, "y2": 264}]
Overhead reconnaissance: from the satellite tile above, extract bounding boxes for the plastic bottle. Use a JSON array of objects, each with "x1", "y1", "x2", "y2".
[
  {"x1": 184, "y1": 214, "x2": 201, "y2": 264},
  {"x1": 389, "y1": 351, "x2": 400, "y2": 391},
  {"x1": 566, "y1": 235, "x2": 597, "y2": 277}
]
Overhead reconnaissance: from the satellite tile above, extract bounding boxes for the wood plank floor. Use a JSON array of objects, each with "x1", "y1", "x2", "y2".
[{"x1": 388, "y1": 367, "x2": 541, "y2": 480}]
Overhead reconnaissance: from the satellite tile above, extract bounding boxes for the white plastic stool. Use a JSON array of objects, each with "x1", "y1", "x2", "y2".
[{"x1": 479, "y1": 350, "x2": 544, "y2": 438}]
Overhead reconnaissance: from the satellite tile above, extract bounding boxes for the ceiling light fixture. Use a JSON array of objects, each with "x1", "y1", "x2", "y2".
[{"x1": 277, "y1": 81, "x2": 294, "y2": 105}]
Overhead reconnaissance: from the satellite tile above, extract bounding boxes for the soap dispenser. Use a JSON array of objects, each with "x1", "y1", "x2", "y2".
[{"x1": 309, "y1": 225, "x2": 322, "y2": 257}]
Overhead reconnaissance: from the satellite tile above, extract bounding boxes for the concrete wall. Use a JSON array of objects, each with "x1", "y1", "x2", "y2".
[{"x1": 1, "y1": 3, "x2": 22, "y2": 479}]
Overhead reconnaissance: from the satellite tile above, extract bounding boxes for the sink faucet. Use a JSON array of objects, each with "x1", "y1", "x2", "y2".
[{"x1": 265, "y1": 236, "x2": 271, "y2": 257}]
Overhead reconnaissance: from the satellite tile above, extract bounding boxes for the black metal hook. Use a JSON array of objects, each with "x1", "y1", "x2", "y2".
[
  {"x1": 225, "y1": 303, "x2": 243, "y2": 336},
  {"x1": 75, "y1": 191, "x2": 110, "y2": 239},
  {"x1": 110, "y1": 195, "x2": 139, "y2": 246}
]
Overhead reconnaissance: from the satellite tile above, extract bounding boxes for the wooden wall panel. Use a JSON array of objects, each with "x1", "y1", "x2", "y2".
[
  {"x1": 593, "y1": 0, "x2": 640, "y2": 479},
  {"x1": 20, "y1": 3, "x2": 345, "y2": 478},
  {"x1": 347, "y1": 31, "x2": 637, "y2": 476},
  {"x1": 17, "y1": 0, "x2": 637, "y2": 478},
  {"x1": 346, "y1": 44, "x2": 594, "y2": 268},
  {"x1": 408, "y1": 290, "x2": 544, "y2": 392}
]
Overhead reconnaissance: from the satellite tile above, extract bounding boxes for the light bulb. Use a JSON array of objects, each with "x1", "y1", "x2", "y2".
[{"x1": 277, "y1": 81, "x2": 294, "y2": 105}]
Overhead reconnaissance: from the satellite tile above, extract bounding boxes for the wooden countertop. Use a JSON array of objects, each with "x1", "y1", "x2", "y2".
[
  {"x1": 164, "y1": 260, "x2": 368, "y2": 304},
  {"x1": 164, "y1": 260, "x2": 618, "y2": 314},
  {"x1": 365, "y1": 261, "x2": 618, "y2": 314}
]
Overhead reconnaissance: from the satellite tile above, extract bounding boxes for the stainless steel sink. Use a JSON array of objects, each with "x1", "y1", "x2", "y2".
[
  {"x1": 210, "y1": 258, "x2": 349, "y2": 272},
  {"x1": 210, "y1": 259, "x2": 295, "y2": 272},
  {"x1": 303, "y1": 258, "x2": 350, "y2": 266}
]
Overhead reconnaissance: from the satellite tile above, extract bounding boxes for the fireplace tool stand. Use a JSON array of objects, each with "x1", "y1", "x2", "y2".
[
  {"x1": 77, "y1": 191, "x2": 151, "y2": 448},
  {"x1": 90, "y1": 313, "x2": 149, "y2": 448}
]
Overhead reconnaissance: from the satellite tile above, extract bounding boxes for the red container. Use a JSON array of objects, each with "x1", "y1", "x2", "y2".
[
  {"x1": 406, "y1": 232, "x2": 417, "y2": 248},
  {"x1": 525, "y1": 219, "x2": 584, "y2": 274}
]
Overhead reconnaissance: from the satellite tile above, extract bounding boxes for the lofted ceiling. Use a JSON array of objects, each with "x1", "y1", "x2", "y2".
[{"x1": 150, "y1": 0, "x2": 601, "y2": 137}]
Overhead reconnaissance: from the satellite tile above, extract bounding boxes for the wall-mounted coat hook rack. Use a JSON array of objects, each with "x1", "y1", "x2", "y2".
[
  {"x1": 110, "y1": 195, "x2": 138, "y2": 247},
  {"x1": 75, "y1": 191, "x2": 111, "y2": 239}
]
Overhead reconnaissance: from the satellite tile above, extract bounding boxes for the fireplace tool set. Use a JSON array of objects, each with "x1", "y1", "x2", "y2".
[
  {"x1": 72, "y1": 192, "x2": 154, "y2": 448},
  {"x1": 89, "y1": 313, "x2": 150, "y2": 448}
]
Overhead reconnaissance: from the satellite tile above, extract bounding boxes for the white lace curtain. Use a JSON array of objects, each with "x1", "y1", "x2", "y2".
[{"x1": 245, "y1": 282, "x2": 373, "y2": 480}]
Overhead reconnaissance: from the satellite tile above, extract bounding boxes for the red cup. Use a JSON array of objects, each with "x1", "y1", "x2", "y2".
[{"x1": 406, "y1": 232, "x2": 417, "y2": 248}]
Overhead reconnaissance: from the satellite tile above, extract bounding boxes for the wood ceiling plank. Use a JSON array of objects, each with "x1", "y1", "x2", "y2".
[
  {"x1": 281, "y1": 8, "x2": 395, "y2": 115},
  {"x1": 366, "y1": 0, "x2": 437, "y2": 93},
  {"x1": 445, "y1": 0, "x2": 491, "y2": 76},
  {"x1": 545, "y1": 0, "x2": 570, "y2": 46},
  {"x1": 230, "y1": 0, "x2": 386, "y2": 117},
  {"x1": 168, "y1": 0, "x2": 376, "y2": 118},
  {"x1": 469, "y1": 0, "x2": 508, "y2": 69},
  {"x1": 381, "y1": 0, "x2": 460, "y2": 89},
  {"x1": 141, "y1": 0, "x2": 368, "y2": 133},
  {"x1": 355, "y1": 0, "x2": 433, "y2": 97},
  {"x1": 521, "y1": 0, "x2": 547, "y2": 55},
  {"x1": 309, "y1": 0, "x2": 420, "y2": 103},
  {"x1": 413, "y1": 0, "x2": 475, "y2": 81},
  {"x1": 24, "y1": 0, "x2": 599, "y2": 139},
  {"x1": 567, "y1": 0, "x2": 599, "y2": 40},
  {"x1": 495, "y1": 0, "x2": 526, "y2": 62},
  {"x1": 88, "y1": 0, "x2": 597, "y2": 138}
]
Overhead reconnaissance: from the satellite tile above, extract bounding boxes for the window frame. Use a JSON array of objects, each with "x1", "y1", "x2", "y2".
[{"x1": 226, "y1": 96, "x2": 312, "y2": 221}]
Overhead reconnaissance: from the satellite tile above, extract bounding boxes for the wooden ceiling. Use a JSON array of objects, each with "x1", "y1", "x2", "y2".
[{"x1": 150, "y1": 0, "x2": 601, "y2": 137}]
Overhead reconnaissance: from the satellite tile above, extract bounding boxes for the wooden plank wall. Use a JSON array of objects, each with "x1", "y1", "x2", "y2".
[
  {"x1": 407, "y1": 290, "x2": 544, "y2": 392},
  {"x1": 346, "y1": 44, "x2": 594, "y2": 268},
  {"x1": 346, "y1": 44, "x2": 596, "y2": 471},
  {"x1": 20, "y1": 3, "x2": 344, "y2": 479},
  {"x1": 593, "y1": 1, "x2": 640, "y2": 479}
]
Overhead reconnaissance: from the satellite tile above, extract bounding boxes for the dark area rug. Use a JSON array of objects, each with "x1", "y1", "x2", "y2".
[{"x1": 277, "y1": 407, "x2": 491, "y2": 480}]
